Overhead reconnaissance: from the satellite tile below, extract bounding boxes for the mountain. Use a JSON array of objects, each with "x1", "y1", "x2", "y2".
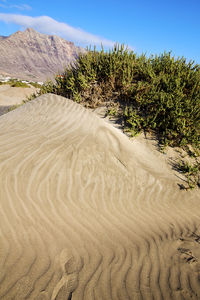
[{"x1": 0, "y1": 28, "x2": 84, "y2": 81}]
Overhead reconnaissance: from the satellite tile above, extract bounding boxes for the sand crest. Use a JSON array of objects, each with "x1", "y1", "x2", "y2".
[{"x1": 0, "y1": 93, "x2": 200, "y2": 299}]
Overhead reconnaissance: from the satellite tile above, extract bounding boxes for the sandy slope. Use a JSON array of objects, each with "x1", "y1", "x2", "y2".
[
  {"x1": 0, "y1": 93, "x2": 200, "y2": 300},
  {"x1": 0, "y1": 84, "x2": 37, "y2": 115}
]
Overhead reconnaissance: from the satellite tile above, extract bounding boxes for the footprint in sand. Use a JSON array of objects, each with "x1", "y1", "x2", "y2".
[
  {"x1": 177, "y1": 247, "x2": 197, "y2": 263},
  {"x1": 51, "y1": 249, "x2": 82, "y2": 300},
  {"x1": 177, "y1": 232, "x2": 200, "y2": 264}
]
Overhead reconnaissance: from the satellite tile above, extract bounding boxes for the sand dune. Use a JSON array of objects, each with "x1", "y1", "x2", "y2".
[
  {"x1": 0, "y1": 84, "x2": 37, "y2": 116},
  {"x1": 0, "y1": 93, "x2": 200, "y2": 299}
]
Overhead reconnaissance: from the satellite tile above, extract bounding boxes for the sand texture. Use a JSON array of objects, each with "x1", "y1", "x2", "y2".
[
  {"x1": 0, "y1": 84, "x2": 37, "y2": 116},
  {"x1": 0, "y1": 93, "x2": 200, "y2": 300}
]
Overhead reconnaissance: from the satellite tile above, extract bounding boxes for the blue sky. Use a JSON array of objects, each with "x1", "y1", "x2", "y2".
[{"x1": 0, "y1": 0, "x2": 200, "y2": 63}]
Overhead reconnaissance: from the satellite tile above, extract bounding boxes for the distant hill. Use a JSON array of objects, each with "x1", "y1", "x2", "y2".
[{"x1": 0, "y1": 28, "x2": 84, "y2": 81}]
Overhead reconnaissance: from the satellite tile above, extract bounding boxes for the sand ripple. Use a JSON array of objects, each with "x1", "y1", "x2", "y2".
[{"x1": 0, "y1": 94, "x2": 200, "y2": 299}]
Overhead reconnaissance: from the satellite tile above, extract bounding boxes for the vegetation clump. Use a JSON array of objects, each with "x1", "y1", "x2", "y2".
[
  {"x1": 27, "y1": 45, "x2": 200, "y2": 188},
  {"x1": 0, "y1": 79, "x2": 30, "y2": 88},
  {"x1": 0, "y1": 79, "x2": 43, "y2": 88},
  {"x1": 177, "y1": 160, "x2": 200, "y2": 189},
  {"x1": 10, "y1": 80, "x2": 30, "y2": 88},
  {"x1": 29, "y1": 82, "x2": 42, "y2": 88}
]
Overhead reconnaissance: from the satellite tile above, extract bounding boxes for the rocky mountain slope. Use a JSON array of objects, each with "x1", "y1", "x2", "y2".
[{"x1": 0, "y1": 28, "x2": 83, "y2": 81}]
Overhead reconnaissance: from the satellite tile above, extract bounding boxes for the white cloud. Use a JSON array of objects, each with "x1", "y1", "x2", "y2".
[
  {"x1": 0, "y1": 13, "x2": 115, "y2": 47},
  {"x1": 10, "y1": 4, "x2": 32, "y2": 10},
  {"x1": 0, "y1": 2, "x2": 31, "y2": 10}
]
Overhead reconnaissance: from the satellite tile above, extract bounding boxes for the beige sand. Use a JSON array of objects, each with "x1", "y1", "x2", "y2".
[
  {"x1": 0, "y1": 93, "x2": 200, "y2": 300},
  {"x1": 0, "y1": 84, "x2": 37, "y2": 115}
]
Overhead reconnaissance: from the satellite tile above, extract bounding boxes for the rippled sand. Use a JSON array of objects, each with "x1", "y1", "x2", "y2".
[{"x1": 0, "y1": 94, "x2": 200, "y2": 299}]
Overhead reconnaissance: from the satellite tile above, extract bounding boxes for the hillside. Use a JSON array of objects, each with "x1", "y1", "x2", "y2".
[{"x1": 0, "y1": 28, "x2": 84, "y2": 81}]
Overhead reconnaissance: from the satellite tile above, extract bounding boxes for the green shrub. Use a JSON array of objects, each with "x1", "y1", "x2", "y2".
[
  {"x1": 10, "y1": 81, "x2": 29, "y2": 88},
  {"x1": 176, "y1": 160, "x2": 200, "y2": 189},
  {"x1": 0, "y1": 81, "x2": 10, "y2": 85},
  {"x1": 125, "y1": 52, "x2": 200, "y2": 148},
  {"x1": 41, "y1": 46, "x2": 199, "y2": 148},
  {"x1": 29, "y1": 82, "x2": 42, "y2": 88},
  {"x1": 25, "y1": 45, "x2": 200, "y2": 188}
]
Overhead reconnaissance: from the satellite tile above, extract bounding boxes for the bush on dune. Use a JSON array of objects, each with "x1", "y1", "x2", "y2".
[
  {"x1": 36, "y1": 45, "x2": 200, "y2": 188},
  {"x1": 40, "y1": 45, "x2": 200, "y2": 148}
]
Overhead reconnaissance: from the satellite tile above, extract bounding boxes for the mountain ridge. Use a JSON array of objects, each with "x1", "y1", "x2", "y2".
[{"x1": 0, "y1": 28, "x2": 84, "y2": 81}]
